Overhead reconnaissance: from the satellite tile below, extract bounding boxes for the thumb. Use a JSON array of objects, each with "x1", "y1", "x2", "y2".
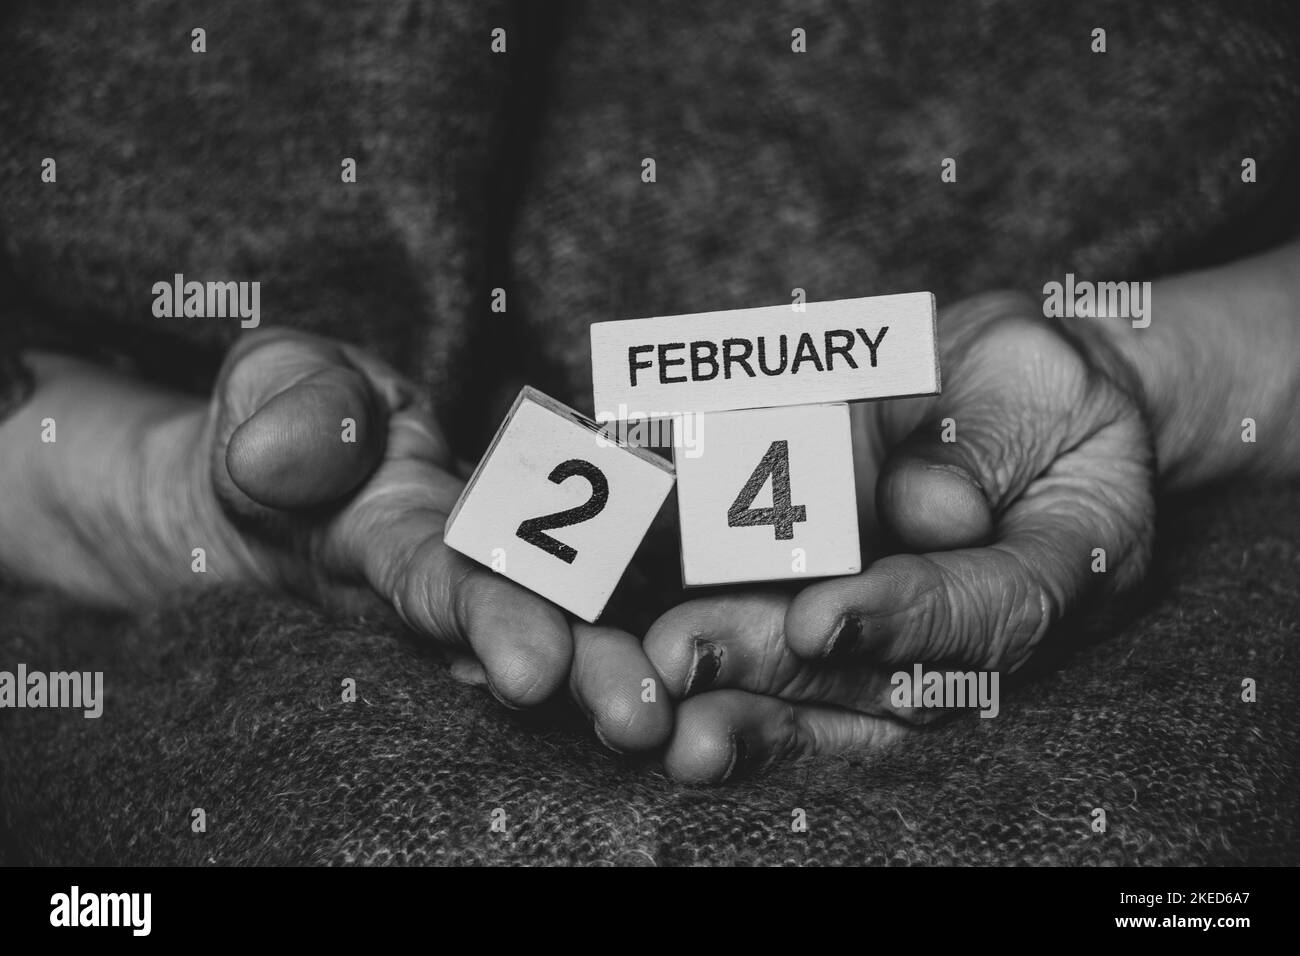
[
  {"x1": 875, "y1": 296, "x2": 1069, "y2": 552},
  {"x1": 215, "y1": 331, "x2": 400, "y2": 514},
  {"x1": 876, "y1": 425, "x2": 995, "y2": 552}
]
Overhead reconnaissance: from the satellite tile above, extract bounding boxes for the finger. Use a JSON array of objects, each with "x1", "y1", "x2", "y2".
[
  {"x1": 448, "y1": 652, "x2": 488, "y2": 688},
  {"x1": 786, "y1": 422, "x2": 1154, "y2": 671},
  {"x1": 875, "y1": 436, "x2": 994, "y2": 552},
  {"x1": 644, "y1": 592, "x2": 913, "y2": 719},
  {"x1": 395, "y1": 540, "x2": 573, "y2": 709},
  {"x1": 569, "y1": 623, "x2": 673, "y2": 754},
  {"x1": 321, "y1": 475, "x2": 574, "y2": 708},
  {"x1": 645, "y1": 591, "x2": 789, "y2": 698},
  {"x1": 218, "y1": 332, "x2": 397, "y2": 512},
  {"x1": 664, "y1": 689, "x2": 910, "y2": 785},
  {"x1": 877, "y1": 309, "x2": 1095, "y2": 552},
  {"x1": 226, "y1": 363, "x2": 388, "y2": 509}
]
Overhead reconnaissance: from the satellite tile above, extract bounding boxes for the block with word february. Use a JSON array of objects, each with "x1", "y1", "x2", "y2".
[
  {"x1": 443, "y1": 386, "x2": 675, "y2": 622},
  {"x1": 590, "y1": 292, "x2": 938, "y2": 417},
  {"x1": 674, "y1": 403, "x2": 860, "y2": 586}
]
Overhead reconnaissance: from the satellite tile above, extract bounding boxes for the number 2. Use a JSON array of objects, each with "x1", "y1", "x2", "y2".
[
  {"x1": 727, "y1": 440, "x2": 807, "y2": 540},
  {"x1": 516, "y1": 459, "x2": 610, "y2": 563}
]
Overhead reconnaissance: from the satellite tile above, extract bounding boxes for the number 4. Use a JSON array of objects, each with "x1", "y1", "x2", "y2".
[{"x1": 727, "y1": 440, "x2": 807, "y2": 540}]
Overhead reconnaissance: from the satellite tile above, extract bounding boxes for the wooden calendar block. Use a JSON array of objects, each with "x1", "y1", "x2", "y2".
[
  {"x1": 590, "y1": 292, "x2": 938, "y2": 417},
  {"x1": 443, "y1": 386, "x2": 675, "y2": 623},
  {"x1": 674, "y1": 403, "x2": 860, "y2": 586}
]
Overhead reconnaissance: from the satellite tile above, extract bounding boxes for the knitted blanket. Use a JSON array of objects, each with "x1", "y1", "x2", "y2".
[{"x1": 2, "y1": 482, "x2": 1296, "y2": 864}]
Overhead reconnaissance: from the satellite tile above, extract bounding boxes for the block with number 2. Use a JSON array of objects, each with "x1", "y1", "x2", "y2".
[
  {"x1": 674, "y1": 403, "x2": 861, "y2": 586},
  {"x1": 443, "y1": 386, "x2": 675, "y2": 623}
]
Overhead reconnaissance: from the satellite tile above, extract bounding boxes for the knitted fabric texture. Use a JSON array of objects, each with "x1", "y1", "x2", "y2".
[
  {"x1": 512, "y1": 0, "x2": 1300, "y2": 412},
  {"x1": 0, "y1": 0, "x2": 517, "y2": 444},
  {"x1": 1, "y1": 483, "x2": 1297, "y2": 865}
]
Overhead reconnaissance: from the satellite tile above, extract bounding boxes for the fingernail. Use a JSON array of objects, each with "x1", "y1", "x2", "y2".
[
  {"x1": 825, "y1": 615, "x2": 861, "y2": 660},
  {"x1": 722, "y1": 734, "x2": 748, "y2": 782},
  {"x1": 449, "y1": 658, "x2": 488, "y2": 687},
  {"x1": 485, "y1": 680, "x2": 522, "y2": 711},
  {"x1": 594, "y1": 724, "x2": 626, "y2": 755},
  {"x1": 684, "y1": 639, "x2": 722, "y2": 695}
]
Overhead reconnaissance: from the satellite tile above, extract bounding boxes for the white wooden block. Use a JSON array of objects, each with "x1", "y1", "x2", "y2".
[
  {"x1": 674, "y1": 403, "x2": 860, "y2": 586},
  {"x1": 590, "y1": 292, "x2": 938, "y2": 417},
  {"x1": 444, "y1": 386, "x2": 675, "y2": 623}
]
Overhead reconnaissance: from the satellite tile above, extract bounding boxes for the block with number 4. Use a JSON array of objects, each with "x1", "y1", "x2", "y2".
[
  {"x1": 674, "y1": 403, "x2": 860, "y2": 586},
  {"x1": 443, "y1": 386, "x2": 675, "y2": 622}
]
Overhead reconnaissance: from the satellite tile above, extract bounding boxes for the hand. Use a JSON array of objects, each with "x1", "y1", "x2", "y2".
[
  {"x1": 642, "y1": 291, "x2": 1157, "y2": 782},
  {"x1": 211, "y1": 330, "x2": 673, "y2": 751},
  {"x1": 4, "y1": 331, "x2": 672, "y2": 754}
]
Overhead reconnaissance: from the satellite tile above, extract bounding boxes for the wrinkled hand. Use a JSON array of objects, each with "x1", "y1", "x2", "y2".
[
  {"x1": 643, "y1": 291, "x2": 1157, "y2": 782},
  {"x1": 198, "y1": 329, "x2": 671, "y2": 752}
]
